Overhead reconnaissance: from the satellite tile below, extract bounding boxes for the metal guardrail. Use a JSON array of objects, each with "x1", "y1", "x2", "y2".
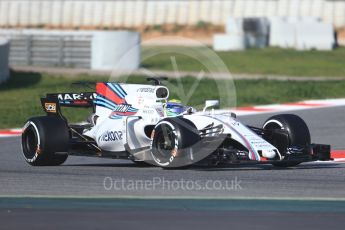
[{"x1": 8, "y1": 35, "x2": 92, "y2": 68}]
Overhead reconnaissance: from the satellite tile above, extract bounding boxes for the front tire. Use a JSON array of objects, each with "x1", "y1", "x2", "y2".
[
  {"x1": 150, "y1": 117, "x2": 200, "y2": 168},
  {"x1": 263, "y1": 114, "x2": 311, "y2": 167},
  {"x1": 21, "y1": 116, "x2": 69, "y2": 166}
]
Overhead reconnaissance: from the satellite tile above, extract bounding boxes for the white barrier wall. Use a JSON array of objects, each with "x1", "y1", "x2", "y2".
[
  {"x1": 0, "y1": 30, "x2": 140, "y2": 71},
  {"x1": 269, "y1": 17, "x2": 335, "y2": 50},
  {"x1": 269, "y1": 17, "x2": 296, "y2": 49},
  {"x1": 216, "y1": 16, "x2": 335, "y2": 50},
  {"x1": 214, "y1": 17, "x2": 269, "y2": 51},
  {"x1": 213, "y1": 34, "x2": 245, "y2": 51},
  {"x1": 0, "y1": 0, "x2": 344, "y2": 28},
  {"x1": 295, "y1": 21, "x2": 335, "y2": 50},
  {"x1": 91, "y1": 31, "x2": 140, "y2": 71},
  {"x1": 0, "y1": 37, "x2": 9, "y2": 83}
]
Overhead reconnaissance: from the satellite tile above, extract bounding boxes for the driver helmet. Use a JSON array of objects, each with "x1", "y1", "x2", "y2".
[{"x1": 166, "y1": 99, "x2": 186, "y2": 116}]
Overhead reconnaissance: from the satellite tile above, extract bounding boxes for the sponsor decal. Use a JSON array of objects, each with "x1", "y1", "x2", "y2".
[
  {"x1": 109, "y1": 104, "x2": 138, "y2": 119},
  {"x1": 231, "y1": 121, "x2": 240, "y2": 126},
  {"x1": 114, "y1": 104, "x2": 132, "y2": 113},
  {"x1": 151, "y1": 118, "x2": 160, "y2": 123},
  {"x1": 137, "y1": 88, "x2": 155, "y2": 93},
  {"x1": 169, "y1": 132, "x2": 179, "y2": 163},
  {"x1": 143, "y1": 109, "x2": 155, "y2": 114},
  {"x1": 171, "y1": 148, "x2": 178, "y2": 157},
  {"x1": 44, "y1": 103, "x2": 57, "y2": 113},
  {"x1": 73, "y1": 100, "x2": 89, "y2": 105},
  {"x1": 36, "y1": 147, "x2": 42, "y2": 155},
  {"x1": 99, "y1": 131, "x2": 123, "y2": 142},
  {"x1": 57, "y1": 93, "x2": 97, "y2": 101},
  {"x1": 137, "y1": 96, "x2": 144, "y2": 105}
]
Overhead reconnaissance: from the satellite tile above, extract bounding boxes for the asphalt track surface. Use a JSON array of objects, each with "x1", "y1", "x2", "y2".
[{"x1": 1, "y1": 106, "x2": 345, "y2": 229}]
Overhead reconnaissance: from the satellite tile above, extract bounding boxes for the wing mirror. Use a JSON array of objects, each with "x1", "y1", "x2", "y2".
[{"x1": 203, "y1": 100, "x2": 219, "y2": 112}]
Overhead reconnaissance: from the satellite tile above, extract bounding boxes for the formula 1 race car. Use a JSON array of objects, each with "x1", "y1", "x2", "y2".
[{"x1": 21, "y1": 78, "x2": 331, "y2": 168}]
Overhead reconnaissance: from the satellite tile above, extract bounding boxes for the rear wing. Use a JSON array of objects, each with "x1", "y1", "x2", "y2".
[{"x1": 41, "y1": 92, "x2": 97, "y2": 115}]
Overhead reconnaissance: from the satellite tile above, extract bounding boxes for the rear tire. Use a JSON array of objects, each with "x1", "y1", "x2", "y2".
[
  {"x1": 21, "y1": 116, "x2": 69, "y2": 166},
  {"x1": 263, "y1": 114, "x2": 310, "y2": 167}
]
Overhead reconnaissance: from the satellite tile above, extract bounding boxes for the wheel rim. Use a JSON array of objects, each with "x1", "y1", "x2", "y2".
[
  {"x1": 264, "y1": 121, "x2": 283, "y2": 130},
  {"x1": 152, "y1": 124, "x2": 176, "y2": 164}
]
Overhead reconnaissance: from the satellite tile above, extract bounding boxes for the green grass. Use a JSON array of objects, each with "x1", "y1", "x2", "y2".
[
  {"x1": 1, "y1": 72, "x2": 345, "y2": 128},
  {"x1": 142, "y1": 47, "x2": 345, "y2": 77}
]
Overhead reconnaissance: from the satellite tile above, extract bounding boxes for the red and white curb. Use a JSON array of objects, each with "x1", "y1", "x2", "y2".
[
  {"x1": 232, "y1": 98, "x2": 345, "y2": 116},
  {"x1": 0, "y1": 129, "x2": 22, "y2": 137}
]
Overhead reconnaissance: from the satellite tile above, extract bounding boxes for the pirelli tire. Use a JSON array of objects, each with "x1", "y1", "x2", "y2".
[
  {"x1": 21, "y1": 116, "x2": 69, "y2": 166},
  {"x1": 263, "y1": 114, "x2": 311, "y2": 167},
  {"x1": 150, "y1": 117, "x2": 200, "y2": 168}
]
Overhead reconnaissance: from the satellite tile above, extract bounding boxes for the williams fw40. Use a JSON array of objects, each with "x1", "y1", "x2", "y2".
[{"x1": 21, "y1": 78, "x2": 331, "y2": 168}]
